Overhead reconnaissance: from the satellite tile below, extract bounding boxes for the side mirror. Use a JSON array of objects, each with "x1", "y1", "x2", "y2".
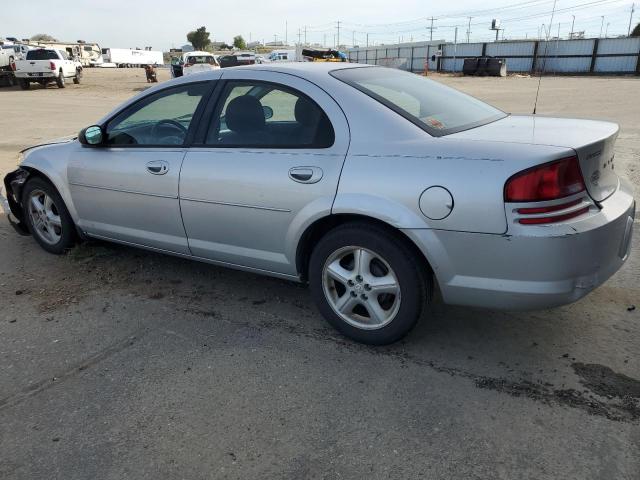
[
  {"x1": 78, "y1": 125, "x2": 104, "y2": 146},
  {"x1": 262, "y1": 105, "x2": 273, "y2": 120}
]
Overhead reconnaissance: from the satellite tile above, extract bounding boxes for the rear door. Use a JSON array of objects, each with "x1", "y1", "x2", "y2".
[{"x1": 180, "y1": 70, "x2": 350, "y2": 275}]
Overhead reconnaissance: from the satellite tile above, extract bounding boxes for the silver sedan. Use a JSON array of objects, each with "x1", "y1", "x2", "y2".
[{"x1": 2, "y1": 63, "x2": 635, "y2": 344}]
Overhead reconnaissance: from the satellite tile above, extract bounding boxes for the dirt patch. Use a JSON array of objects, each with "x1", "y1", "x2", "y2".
[{"x1": 572, "y1": 362, "x2": 640, "y2": 398}]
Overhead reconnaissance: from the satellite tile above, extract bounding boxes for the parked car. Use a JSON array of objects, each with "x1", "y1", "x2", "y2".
[
  {"x1": 2, "y1": 64, "x2": 635, "y2": 344},
  {"x1": 218, "y1": 55, "x2": 240, "y2": 68},
  {"x1": 234, "y1": 52, "x2": 256, "y2": 65},
  {"x1": 13, "y1": 48, "x2": 82, "y2": 89},
  {"x1": 170, "y1": 51, "x2": 219, "y2": 78}
]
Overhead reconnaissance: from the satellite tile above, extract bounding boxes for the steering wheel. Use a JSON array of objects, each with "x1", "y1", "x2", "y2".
[{"x1": 150, "y1": 119, "x2": 188, "y2": 143}]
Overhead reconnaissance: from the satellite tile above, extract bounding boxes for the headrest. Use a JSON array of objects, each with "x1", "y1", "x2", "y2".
[{"x1": 226, "y1": 95, "x2": 265, "y2": 133}]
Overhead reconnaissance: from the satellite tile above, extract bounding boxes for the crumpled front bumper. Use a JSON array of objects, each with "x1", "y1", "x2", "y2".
[{"x1": 2, "y1": 168, "x2": 30, "y2": 235}]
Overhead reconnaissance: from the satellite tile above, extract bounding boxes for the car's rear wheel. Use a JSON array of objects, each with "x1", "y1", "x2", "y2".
[
  {"x1": 56, "y1": 73, "x2": 65, "y2": 88},
  {"x1": 309, "y1": 223, "x2": 429, "y2": 345},
  {"x1": 19, "y1": 79, "x2": 30, "y2": 90},
  {"x1": 22, "y1": 177, "x2": 76, "y2": 254}
]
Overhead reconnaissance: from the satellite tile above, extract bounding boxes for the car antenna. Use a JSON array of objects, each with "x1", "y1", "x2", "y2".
[{"x1": 533, "y1": 0, "x2": 558, "y2": 115}]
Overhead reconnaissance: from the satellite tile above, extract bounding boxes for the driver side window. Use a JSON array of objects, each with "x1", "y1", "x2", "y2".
[{"x1": 106, "y1": 83, "x2": 210, "y2": 146}]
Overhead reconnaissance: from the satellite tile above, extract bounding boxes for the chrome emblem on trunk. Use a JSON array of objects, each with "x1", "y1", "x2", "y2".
[{"x1": 590, "y1": 170, "x2": 601, "y2": 186}]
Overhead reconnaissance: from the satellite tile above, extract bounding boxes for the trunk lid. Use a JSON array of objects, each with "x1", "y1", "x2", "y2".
[{"x1": 448, "y1": 115, "x2": 619, "y2": 202}]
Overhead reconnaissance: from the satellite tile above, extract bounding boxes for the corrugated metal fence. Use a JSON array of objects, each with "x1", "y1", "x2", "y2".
[{"x1": 348, "y1": 37, "x2": 640, "y2": 74}]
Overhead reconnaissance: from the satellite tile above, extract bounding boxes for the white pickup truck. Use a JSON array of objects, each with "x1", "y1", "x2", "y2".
[{"x1": 14, "y1": 48, "x2": 82, "y2": 89}]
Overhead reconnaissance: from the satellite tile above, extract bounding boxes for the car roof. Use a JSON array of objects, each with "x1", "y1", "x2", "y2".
[{"x1": 186, "y1": 62, "x2": 373, "y2": 85}]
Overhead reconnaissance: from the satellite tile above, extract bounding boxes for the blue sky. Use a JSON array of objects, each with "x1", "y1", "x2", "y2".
[{"x1": 6, "y1": 0, "x2": 636, "y2": 50}]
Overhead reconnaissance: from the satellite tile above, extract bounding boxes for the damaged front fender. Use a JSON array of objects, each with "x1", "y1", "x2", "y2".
[{"x1": 2, "y1": 168, "x2": 31, "y2": 235}]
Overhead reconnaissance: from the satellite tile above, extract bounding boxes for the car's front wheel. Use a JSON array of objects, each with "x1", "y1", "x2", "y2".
[
  {"x1": 22, "y1": 177, "x2": 76, "y2": 254},
  {"x1": 309, "y1": 223, "x2": 429, "y2": 345}
]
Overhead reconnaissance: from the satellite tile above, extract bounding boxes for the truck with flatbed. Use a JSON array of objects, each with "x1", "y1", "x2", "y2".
[{"x1": 13, "y1": 48, "x2": 82, "y2": 89}]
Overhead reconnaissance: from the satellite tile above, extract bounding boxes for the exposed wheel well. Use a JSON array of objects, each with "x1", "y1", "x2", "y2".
[{"x1": 296, "y1": 214, "x2": 434, "y2": 283}]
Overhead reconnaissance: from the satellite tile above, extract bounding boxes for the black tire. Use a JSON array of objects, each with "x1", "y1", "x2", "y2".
[
  {"x1": 22, "y1": 177, "x2": 76, "y2": 254},
  {"x1": 309, "y1": 223, "x2": 430, "y2": 345},
  {"x1": 73, "y1": 76, "x2": 80, "y2": 84},
  {"x1": 19, "y1": 79, "x2": 30, "y2": 90},
  {"x1": 56, "y1": 72, "x2": 65, "y2": 88}
]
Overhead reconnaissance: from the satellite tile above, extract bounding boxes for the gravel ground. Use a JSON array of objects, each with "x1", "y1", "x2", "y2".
[{"x1": 0, "y1": 68, "x2": 638, "y2": 479}]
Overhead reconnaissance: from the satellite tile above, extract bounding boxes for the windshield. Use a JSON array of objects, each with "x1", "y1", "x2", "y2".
[
  {"x1": 26, "y1": 49, "x2": 59, "y2": 60},
  {"x1": 331, "y1": 67, "x2": 507, "y2": 136}
]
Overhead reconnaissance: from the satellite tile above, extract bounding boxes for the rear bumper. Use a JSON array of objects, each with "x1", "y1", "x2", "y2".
[
  {"x1": 404, "y1": 180, "x2": 635, "y2": 310},
  {"x1": 14, "y1": 72, "x2": 56, "y2": 79}
]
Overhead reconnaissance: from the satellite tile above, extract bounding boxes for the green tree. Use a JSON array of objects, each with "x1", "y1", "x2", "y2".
[
  {"x1": 187, "y1": 27, "x2": 211, "y2": 50},
  {"x1": 631, "y1": 23, "x2": 640, "y2": 37},
  {"x1": 233, "y1": 35, "x2": 247, "y2": 50},
  {"x1": 30, "y1": 33, "x2": 58, "y2": 42}
]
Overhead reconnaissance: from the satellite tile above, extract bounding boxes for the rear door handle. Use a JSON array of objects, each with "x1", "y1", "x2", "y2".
[
  {"x1": 146, "y1": 160, "x2": 169, "y2": 175},
  {"x1": 289, "y1": 166, "x2": 323, "y2": 184}
]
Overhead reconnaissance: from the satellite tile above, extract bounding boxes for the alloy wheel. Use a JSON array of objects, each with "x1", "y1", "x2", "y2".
[
  {"x1": 27, "y1": 189, "x2": 63, "y2": 245},
  {"x1": 322, "y1": 246, "x2": 401, "y2": 330}
]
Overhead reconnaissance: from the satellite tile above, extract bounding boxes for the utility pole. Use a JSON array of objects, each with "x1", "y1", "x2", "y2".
[
  {"x1": 453, "y1": 26, "x2": 458, "y2": 72},
  {"x1": 557, "y1": 22, "x2": 560, "y2": 39},
  {"x1": 605, "y1": 22, "x2": 610, "y2": 38},
  {"x1": 570, "y1": 15, "x2": 575, "y2": 37},
  {"x1": 628, "y1": 3, "x2": 635, "y2": 36},
  {"x1": 466, "y1": 17, "x2": 472, "y2": 43},
  {"x1": 599, "y1": 16, "x2": 605, "y2": 38},
  {"x1": 297, "y1": 29, "x2": 301, "y2": 45},
  {"x1": 304, "y1": 26, "x2": 307, "y2": 45},
  {"x1": 427, "y1": 17, "x2": 437, "y2": 41},
  {"x1": 285, "y1": 21, "x2": 288, "y2": 45},
  {"x1": 366, "y1": 33, "x2": 369, "y2": 47},
  {"x1": 323, "y1": 34, "x2": 326, "y2": 47},
  {"x1": 337, "y1": 21, "x2": 341, "y2": 48},
  {"x1": 273, "y1": 34, "x2": 278, "y2": 45}
]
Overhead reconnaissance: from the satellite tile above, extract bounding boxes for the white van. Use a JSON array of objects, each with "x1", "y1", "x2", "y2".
[{"x1": 266, "y1": 49, "x2": 297, "y2": 63}]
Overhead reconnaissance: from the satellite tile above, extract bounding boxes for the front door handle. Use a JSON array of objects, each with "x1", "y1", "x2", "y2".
[
  {"x1": 146, "y1": 160, "x2": 169, "y2": 175},
  {"x1": 289, "y1": 166, "x2": 323, "y2": 184}
]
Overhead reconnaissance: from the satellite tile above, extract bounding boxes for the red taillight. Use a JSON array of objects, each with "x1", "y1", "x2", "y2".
[
  {"x1": 504, "y1": 156, "x2": 586, "y2": 202},
  {"x1": 50, "y1": 61, "x2": 56, "y2": 71}
]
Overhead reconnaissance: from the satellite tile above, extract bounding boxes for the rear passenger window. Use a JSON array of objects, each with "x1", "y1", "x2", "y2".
[{"x1": 205, "y1": 81, "x2": 334, "y2": 148}]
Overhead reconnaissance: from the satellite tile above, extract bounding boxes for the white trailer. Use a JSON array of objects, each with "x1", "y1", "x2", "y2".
[{"x1": 102, "y1": 48, "x2": 164, "y2": 67}]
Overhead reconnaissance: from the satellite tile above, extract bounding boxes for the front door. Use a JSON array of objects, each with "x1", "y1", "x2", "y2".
[
  {"x1": 180, "y1": 71, "x2": 350, "y2": 275},
  {"x1": 68, "y1": 82, "x2": 212, "y2": 254}
]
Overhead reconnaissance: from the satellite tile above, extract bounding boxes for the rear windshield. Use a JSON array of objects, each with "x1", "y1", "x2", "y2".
[
  {"x1": 26, "y1": 49, "x2": 59, "y2": 60},
  {"x1": 331, "y1": 67, "x2": 506, "y2": 136},
  {"x1": 187, "y1": 55, "x2": 218, "y2": 65}
]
